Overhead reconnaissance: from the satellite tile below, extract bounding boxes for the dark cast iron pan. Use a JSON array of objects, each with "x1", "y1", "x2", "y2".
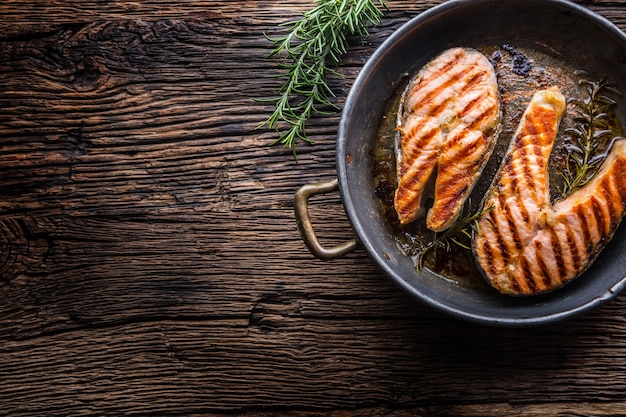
[{"x1": 295, "y1": 0, "x2": 626, "y2": 327}]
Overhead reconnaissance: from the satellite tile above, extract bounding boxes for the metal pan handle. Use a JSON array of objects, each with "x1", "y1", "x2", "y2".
[{"x1": 294, "y1": 178, "x2": 358, "y2": 260}]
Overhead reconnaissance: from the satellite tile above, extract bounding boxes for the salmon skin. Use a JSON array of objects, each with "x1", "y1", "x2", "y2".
[
  {"x1": 473, "y1": 86, "x2": 626, "y2": 296},
  {"x1": 394, "y1": 47, "x2": 501, "y2": 231}
]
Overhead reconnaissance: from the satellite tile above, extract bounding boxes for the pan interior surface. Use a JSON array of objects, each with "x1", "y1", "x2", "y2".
[{"x1": 337, "y1": 0, "x2": 626, "y2": 326}]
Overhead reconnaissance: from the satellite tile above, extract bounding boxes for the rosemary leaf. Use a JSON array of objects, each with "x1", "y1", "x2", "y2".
[
  {"x1": 559, "y1": 72, "x2": 622, "y2": 196},
  {"x1": 257, "y1": 0, "x2": 388, "y2": 160}
]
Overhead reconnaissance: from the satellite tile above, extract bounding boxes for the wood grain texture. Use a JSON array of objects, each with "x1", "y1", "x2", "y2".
[{"x1": 1, "y1": 1, "x2": 626, "y2": 416}]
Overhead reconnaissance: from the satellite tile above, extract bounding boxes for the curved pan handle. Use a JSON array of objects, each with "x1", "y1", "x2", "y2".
[{"x1": 294, "y1": 178, "x2": 358, "y2": 260}]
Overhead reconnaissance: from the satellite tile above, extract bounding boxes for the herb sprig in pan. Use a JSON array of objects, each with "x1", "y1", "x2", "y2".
[
  {"x1": 560, "y1": 70, "x2": 622, "y2": 196},
  {"x1": 415, "y1": 203, "x2": 493, "y2": 272},
  {"x1": 257, "y1": 0, "x2": 388, "y2": 160}
]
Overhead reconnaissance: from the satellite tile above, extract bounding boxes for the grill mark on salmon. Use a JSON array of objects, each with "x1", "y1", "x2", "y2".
[
  {"x1": 412, "y1": 49, "x2": 466, "y2": 94},
  {"x1": 601, "y1": 176, "x2": 621, "y2": 226},
  {"x1": 535, "y1": 243, "x2": 552, "y2": 289},
  {"x1": 468, "y1": 101, "x2": 499, "y2": 131},
  {"x1": 461, "y1": 90, "x2": 489, "y2": 115},
  {"x1": 517, "y1": 258, "x2": 531, "y2": 292},
  {"x1": 458, "y1": 71, "x2": 488, "y2": 97},
  {"x1": 516, "y1": 146, "x2": 538, "y2": 198},
  {"x1": 403, "y1": 118, "x2": 433, "y2": 144},
  {"x1": 409, "y1": 54, "x2": 474, "y2": 111},
  {"x1": 473, "y1": 86, "x2": 626, "y2": 295},
  {"x1": 502, "y1": 194, "x2": 524, "y2": 252},
  {"x1": 576, "y1": 204, "x2": 592, "y2": 248},
  {"x1": 412, "y1": 64, "x2": 479, "y2": 115},
  {"x1": 550, "y1": 228, "x2": 567, "y2": 279},
  {"x1": 480, "y1": 240, "x2": 495, "y2": 275},
  {"x1": 565, "y1": 226, "x2": 582, "y2": 272},
  {"x1": 591, "y1": 197, "x2": 607, "y2": 235},
  {"x1": 395, "y1": 47, "x2": 501, "y2": 231}
]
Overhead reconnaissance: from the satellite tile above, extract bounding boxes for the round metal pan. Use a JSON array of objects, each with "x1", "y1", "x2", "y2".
[{"x1": 296, "y1": 0, "x2": 626, "y2": 327}]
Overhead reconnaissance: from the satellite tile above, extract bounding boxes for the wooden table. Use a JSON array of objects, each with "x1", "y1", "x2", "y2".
[{"x1": 1, "y1": 1, "x2": 626, "y2": 415}]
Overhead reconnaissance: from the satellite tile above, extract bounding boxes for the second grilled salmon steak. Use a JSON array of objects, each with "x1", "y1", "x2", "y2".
[
  {"x1": 394, "y1": 47, "x2": 500, "y2": 231},
  {"x1": 473, "y1": 86, "x2": 626, "y2": 295}
]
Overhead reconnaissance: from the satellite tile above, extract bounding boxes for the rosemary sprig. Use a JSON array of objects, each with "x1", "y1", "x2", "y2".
[
  {"x1": 257, "y1": 0, "x2": 388, "y2": 160},
  {"x1": 415, "y1": 203, "x2": 493, "y2": 271},
  {"x1": 560, "y1": 70, "x2": 621, "y2": 196}
]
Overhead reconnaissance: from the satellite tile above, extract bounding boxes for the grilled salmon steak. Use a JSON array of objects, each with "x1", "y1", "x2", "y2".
[
  {"x1": 473, "y1": 86, "x2": 626, "y2": 295},
  {"x1": 394, "y1": 47, "x2": 500, "y2": 231}
]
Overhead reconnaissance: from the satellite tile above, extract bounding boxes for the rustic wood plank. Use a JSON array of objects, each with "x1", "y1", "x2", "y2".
[
  {"x1": 1, "y1": 0, "x2": 626, "y2": 415},
  {"x1": 237, "y1": 402, "x2": 626, "y2": 417},
  {"x1": 3, "y1": 307, "x2": 626, "y2": 415}
]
